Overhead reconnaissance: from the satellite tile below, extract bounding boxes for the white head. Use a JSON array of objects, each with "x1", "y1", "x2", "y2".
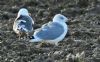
[
  {"x1": 17, "y1": 8, "x2": 29, "y2": 17},
  {"x1": 53, "y1": 14, "x2": 68, "y2": 23}
]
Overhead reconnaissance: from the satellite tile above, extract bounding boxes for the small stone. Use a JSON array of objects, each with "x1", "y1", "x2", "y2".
[
  {"x1": 54, "y1": 51, "x2": 63, "y2": 55},
  {"x1": 66, "y1": 53, "x2": 75, "y2": 62}
]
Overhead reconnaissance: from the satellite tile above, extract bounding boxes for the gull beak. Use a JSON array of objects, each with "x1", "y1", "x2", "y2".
[
  {"x1": 66, "y1": 22, "x2": 71, "y2": 25},
  {"x1": 65, "y1": 18, "x2": 69, "y2": 24},
  {"x1": 29, "y1": 13, "x2": 31, "y2": 16}
]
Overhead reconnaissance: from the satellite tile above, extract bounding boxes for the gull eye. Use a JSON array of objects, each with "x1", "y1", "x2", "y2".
[
  {"x1": 60, "y1": 16, "x2": 64, "y2": 20},
  {"x1": 20, "y1": 21, "x2": 24, "y2": 24}
]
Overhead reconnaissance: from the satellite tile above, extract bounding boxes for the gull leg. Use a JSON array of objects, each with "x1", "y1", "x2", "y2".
[
  {"x1": 18, "y1": 34, "x2": 21, "y2": 40},
  {"x1": 18, "y1": 32, "x2": 22, "y2": 40}
]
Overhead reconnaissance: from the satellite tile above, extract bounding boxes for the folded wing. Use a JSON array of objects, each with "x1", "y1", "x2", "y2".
[{"x1": 35, "y1": 22, "x2": 64, "y2": 40}]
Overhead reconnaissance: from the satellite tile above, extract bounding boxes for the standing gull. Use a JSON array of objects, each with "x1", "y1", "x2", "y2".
[
  {"x1": 13, "y1": 8, "x2": 34, "y2": 39},
  {"x1": 30, "y1": 14, "x2": 68, "y2": 45}
]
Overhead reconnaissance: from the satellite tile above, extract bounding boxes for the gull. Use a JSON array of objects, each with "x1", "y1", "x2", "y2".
[
  {"x1": 13, "y1": 8, "x2": 34, "y2": 39},
  {"x1": 30, "y1": 14, "x2": 68, "y2": 45}
]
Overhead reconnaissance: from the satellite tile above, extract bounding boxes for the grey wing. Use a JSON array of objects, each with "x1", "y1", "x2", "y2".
[
  {"x1": 29, "y1": 16, "x2": 34, "y2": 25},
  {"x1": 35, "y1": 22, "x2": 64, "y2": 40},
  {"x1": 14, "y1": 16, "x2": 33, "y2": 32},
  {"x1": 25, "y1": 16, "x2": 34, "y2": 31},
  {"x1": 41, "y1": 21, "x2": 52, "y2": 29}
]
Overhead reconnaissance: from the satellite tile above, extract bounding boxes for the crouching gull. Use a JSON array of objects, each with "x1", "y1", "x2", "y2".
[
  {"x1": 13, "y1": 8, "x2": 34, "y2": 39},
  {"x1": 30, "y1": 14, "x2": 68, "y2": 45}
]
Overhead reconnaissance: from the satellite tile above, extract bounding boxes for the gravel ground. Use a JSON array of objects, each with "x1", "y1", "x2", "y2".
[{"x1": 0, "y1": 0, "x2": 100, "y2": 62}]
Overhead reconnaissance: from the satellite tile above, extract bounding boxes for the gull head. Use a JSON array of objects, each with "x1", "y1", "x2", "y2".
[
  {"x1": 18, "y1": 8, "x2": 29, "y2": 17},
  {"x1": 53, "y1": 14, "x2": 68, "y2": 23}
]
